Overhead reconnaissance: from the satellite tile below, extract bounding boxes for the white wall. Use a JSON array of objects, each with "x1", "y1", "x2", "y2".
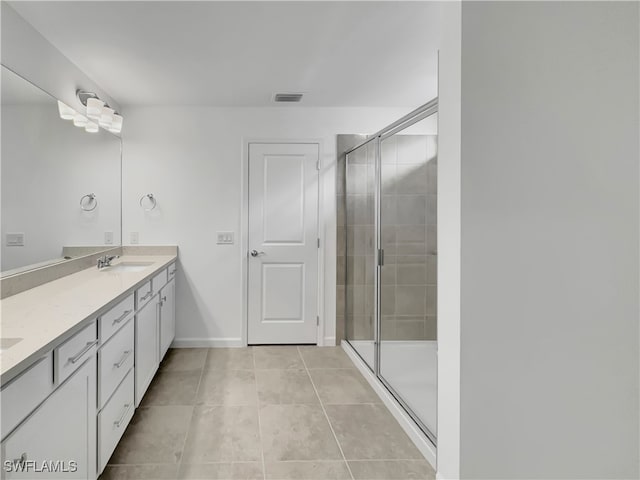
[
  {"x1": 1, "y1": 105, "x2": 121, "y2": 271},
  {"x1": 459, "y1": 2, "x2": 639, "y2": 478},
  {"x1": 121, "y1": 106, "x2": 411, "y2": 346},
  {"x1": 436, "y1": 1, "x2": 461, "y2": 479}
]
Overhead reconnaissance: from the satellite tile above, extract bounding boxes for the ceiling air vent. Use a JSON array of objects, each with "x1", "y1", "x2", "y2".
[{"x1": 274, "y1": 93, "x2": 303, "y2": 103}]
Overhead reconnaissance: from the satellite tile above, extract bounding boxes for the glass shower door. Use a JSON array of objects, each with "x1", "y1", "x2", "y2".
[
  {"x1": 344, "y1": 140, "x2": 377, "y2": 371},
  {"x1": 379, "y1": 119, "x2": 438, "y2": 440}
]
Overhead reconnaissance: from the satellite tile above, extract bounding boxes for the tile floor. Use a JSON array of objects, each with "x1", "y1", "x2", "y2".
[{"x1": 100, "y1": 346, "x2": 435, "y2": 480}]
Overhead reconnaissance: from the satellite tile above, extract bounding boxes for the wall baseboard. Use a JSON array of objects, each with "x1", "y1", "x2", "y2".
[
  {"x1": 172, "y1": 337, "x2": 243, "y2": 348},
  {"x1": 323, "y1": 336, "x2": 336, "y2": 346},
  {"x1": 341, "y1": 341, "x2": 437, "y2": 471}
]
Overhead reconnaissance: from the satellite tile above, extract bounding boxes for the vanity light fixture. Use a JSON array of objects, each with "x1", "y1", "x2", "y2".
[
  {"x1": 99, "y1": 106, "x2": 115, "y2": 128},
  {"x1": 109, "y1": 114, "x2": 123, "y2": 134},
  {"x1": 86, "y1": 97, "x2": 104, "y2": 121},
  {"x1": 57, "y1": 101, "x2": 75, "y2": 120},
  {"x1": 76, "y1": 90, "x2": 123, "y2": 134},
  {"x1": 85, "y1": 121, "x2": 99, "y2": 133},
  {"x1": 57, "y1": 91, "x2": 123, "y2": 134},
  {"x1": 73, "y1": 113, "x2": 89, "y2": 127}
]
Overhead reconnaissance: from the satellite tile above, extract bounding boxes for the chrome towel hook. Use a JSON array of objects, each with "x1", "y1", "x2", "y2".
[
  {"x1": 139, "y1": 194, "x2": 157, "y2": 212},
  {"x1": 80, "y1": 193, "x2": 97, "y2": 211}
]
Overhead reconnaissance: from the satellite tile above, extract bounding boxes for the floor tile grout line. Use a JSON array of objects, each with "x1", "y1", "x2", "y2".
[
  {"x1": 106, "y1": 457, "x2": 429, "y2": 466},
  {"x1": 298, "y1": 346, "x2": 356, "y2": 480},
  {"x1": 174, "y1": 353, "x2": 207, "y2": 473},
  {"x1": 253, "y1": 347, "x2": 267, "y2": 480}
]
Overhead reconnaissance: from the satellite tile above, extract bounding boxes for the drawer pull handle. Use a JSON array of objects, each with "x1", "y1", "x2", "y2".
[
  {"x1": 112, "y1": 309, "x2": 133, "y2": 326},
  {"x1": 140, "y1": 291, "x2": 153, "y2": 301},
  {"x1": 68, "y1": 339, "x2": 98, "y2": 364},
  {"x1": 114, "y1": 403, "x2": 132, "y2": 428},
  {"x1": 114, "y1": 350, "x2": 132, "y2": 369},
  {"x1": 13, "y1": 452, "x2": 27, "y2": 468},
  {"x1": 169, "y1": 269, "x2": 176, "y2": 276}
]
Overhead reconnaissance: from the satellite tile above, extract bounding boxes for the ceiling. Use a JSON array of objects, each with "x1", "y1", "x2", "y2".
[{"x1": 10, "y1": 1, "x2": 441, "y2": 108}]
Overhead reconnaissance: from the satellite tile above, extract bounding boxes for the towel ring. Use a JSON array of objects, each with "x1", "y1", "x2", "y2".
[
  {"x1": 80, "y1": 193, "x2": 97, "y2": 211},
  {"x1": 139, "y1": 193, "x2": 157, "y2": 212}
]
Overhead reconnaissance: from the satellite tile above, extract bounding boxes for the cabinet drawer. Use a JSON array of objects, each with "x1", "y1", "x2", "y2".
[
  {"x1": 98, "y1": 319, "x2": 134, "y2": 409},
  {"x1": 136, "y1": 281, "x2": 153, "y2": 308},
  {"x1": 167, "y1": 262, "x2": 177, "y2": 280},
  {"x1": 100, "y1": 294, "x2": 134, "y2": 343},
  {"x1": 0, "y1": 353, "x2": 53, "y2": 440},
  {"x1": 98, "y1": 369, "x2": 134, "y2": 473},
  {"x1": 152, "y1": 269, "x2": 168, "y2": 293},
  {"x1": 55, "y1": 322, "x2": 97, "y2": 385}
]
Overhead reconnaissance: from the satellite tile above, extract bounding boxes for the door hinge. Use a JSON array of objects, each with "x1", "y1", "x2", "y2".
[
  {"x1": 317, "y1": 238, "x2": 320, "y2": 248},
  {"x1": 378, "y1": 248, "x2": 384, "y2": 266},
  {"x1": 316, "y1": 160, "x2": 320, "y2": 171},
  {"x1": 316, "y1": 316, "x2": 320, "y2": 326}
]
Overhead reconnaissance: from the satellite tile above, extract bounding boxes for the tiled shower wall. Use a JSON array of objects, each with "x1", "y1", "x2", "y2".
[
  {"x1": 336, "y1": 134, "x2": 437, "y2": 344},
  {"x1": 380, "y1": 135, "x2": 437, "y2": 341}
]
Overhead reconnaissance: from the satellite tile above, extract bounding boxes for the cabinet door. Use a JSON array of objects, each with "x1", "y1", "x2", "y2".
[
  {"x1": 1, "y1": 357, "x2": 96, "y2": 479},
  {"x1": 135, "y1": 298, "x2": 158, "y2": 406},
  {"x1": 159, "y1": 279, "x2": 175, "y2": 360}
]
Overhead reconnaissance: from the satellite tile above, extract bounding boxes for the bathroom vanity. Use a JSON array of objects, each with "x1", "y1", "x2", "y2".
[{"x1": 0, "y1": 254, "x2": 177, "y2": 479}]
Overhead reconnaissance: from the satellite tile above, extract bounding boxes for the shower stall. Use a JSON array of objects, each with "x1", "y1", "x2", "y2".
[{"x1": 339, "y1": 99, "x2": 438, "y2": 445}]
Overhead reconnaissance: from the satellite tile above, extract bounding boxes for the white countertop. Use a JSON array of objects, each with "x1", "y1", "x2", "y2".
[{"x1": 0, "y1": 254, "x2": 176, "y2": 385}]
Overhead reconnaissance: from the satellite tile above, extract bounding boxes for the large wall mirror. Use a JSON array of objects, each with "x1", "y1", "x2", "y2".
[{"x1": 1, "y1": 66, "x2": 122, "y2": 276}]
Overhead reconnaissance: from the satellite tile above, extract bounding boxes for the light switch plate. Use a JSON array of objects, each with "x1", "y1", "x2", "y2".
[
  {"x1": 6, "y1": 233, "x2": 24, "y2": 246},
  {"x1": 104, "y1": 231, "x2": 114, "y2": 244},
  {"x1": 130, "y1": 232, "x2": 139, "y2": 244},
  {"x1": 217, "y1": 232, "x2": 234, "y2": 245}
]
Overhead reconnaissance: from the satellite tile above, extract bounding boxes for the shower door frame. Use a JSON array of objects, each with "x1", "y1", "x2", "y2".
[{"x1": 344, "y1": 98, "x2": 439, "y2": 446}]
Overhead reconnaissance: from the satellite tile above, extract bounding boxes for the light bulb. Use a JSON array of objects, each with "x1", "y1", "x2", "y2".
[
  {"x1": 108, "y1": 114, "x2": 123, "y2": 134},
  {"x1": 86, "y1": 97, "x2": 104, "y2": 120},
  {"x1": 57, "y1": 101, "x2": 75, "y2": 120},
  {"x1": 99, "y1": 106, "x2": 114, "y2": 128},
  {"x1": 85, "y1": 121, "x2": 99, "y2": 133},
  {"x1": 73, "y1": 113, "x2": 88, "y2": 127}
]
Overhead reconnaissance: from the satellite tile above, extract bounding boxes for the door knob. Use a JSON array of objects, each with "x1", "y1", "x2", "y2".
[{"x1": 250, "y1": 250, "x2": 266, "y2": 257}]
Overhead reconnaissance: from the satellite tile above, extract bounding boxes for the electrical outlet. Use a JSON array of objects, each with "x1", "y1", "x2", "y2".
[
  {"x1": 216, "y1": 232, "x2": 234, "y2": 245},
  {"x1": 104, "y1": 231, "x2": 114, "y2": 244},
  {"x1": 6, "y1": 233, "x2": 24, "y2": 246},
  {"x1": 130, "y1": 232, "x2": 139, "y2": 244}
]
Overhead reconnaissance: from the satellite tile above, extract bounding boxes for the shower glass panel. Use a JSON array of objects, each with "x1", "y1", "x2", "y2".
[
  {"x1": 344, "y1": 140, "x2": 377, "y2": 371},
  {"x1": 342, "y1": 99, "x2": 438, "y2": 445},
  {"x1": 379, "y1": 118, "x2": 437, "y2": 439}
]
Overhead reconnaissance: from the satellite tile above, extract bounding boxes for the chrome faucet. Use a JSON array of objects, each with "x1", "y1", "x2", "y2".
[{"x1": 97, "y1": 254, "x2": 119, "y2": 269}]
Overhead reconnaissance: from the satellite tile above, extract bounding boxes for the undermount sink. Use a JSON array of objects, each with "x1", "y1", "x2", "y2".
[
  {"x1": 0, "y1": 337, "x2": 22, "y2": 352},
  {"x1": 100, "y1": 262, "x2": 153, "y2": 273}
]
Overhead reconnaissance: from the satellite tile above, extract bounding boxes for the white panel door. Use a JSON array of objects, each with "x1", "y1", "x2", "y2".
[{"x1": 248, "y1": 143, "x2": 319, "y2": 344}]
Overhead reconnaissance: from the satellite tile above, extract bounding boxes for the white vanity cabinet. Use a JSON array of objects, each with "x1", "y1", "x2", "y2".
[
  {"x1": 1, "y1": 356, "x2": 97, "y2": 479},
  {"x1": 159, "y1": 272, "x2": 176, "y2": 359},
  {"x1": 1, "y1": 256, "x2": 178, "y2": 479},
  {"x1": 134, "y1": 262, "x2": 176, "y2": 405},
  {"x1": 134, "y1": 296, "x2": 159, "y2": 406}
]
